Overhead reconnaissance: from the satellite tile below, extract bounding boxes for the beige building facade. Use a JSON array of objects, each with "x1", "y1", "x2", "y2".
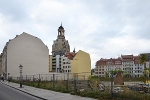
[
  {"x1": 49, "y1": 55, "x2": 52, "y2": 72},
  {"x1": 71, "y1": 50, "x2": 91, "y2": 80},
  {"x1": 1, "y1": 32, "x2": 49, "y2": 79}
]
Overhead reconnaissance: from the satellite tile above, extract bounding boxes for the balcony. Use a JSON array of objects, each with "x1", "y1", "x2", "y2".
[
  {"x1": 52, "y1": 66, "x2": 56, "y2": 69},
  {"x1": 52, "y1": 60, "x2": 56, "y2": 63},
  {"x1": 52, "y1": 63, "x2": 56, "y2": 65}
]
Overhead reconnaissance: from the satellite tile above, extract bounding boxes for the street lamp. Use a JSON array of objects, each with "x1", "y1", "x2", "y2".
[{"x1": 19, "y1": 64, "x2": 23, "y2": 88}]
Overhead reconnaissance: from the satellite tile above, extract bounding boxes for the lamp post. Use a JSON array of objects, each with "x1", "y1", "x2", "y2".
[{"x1": 19, "y1": 64, "x2": 23, "y2": 88}]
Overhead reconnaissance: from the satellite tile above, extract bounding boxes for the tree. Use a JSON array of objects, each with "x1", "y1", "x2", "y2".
[
  {"x1": 140, "y1": 54, "x2": 149, "y2": 83},
  {"x1": 140, "y1": 54, "x2": 147, "y2": 68},
  {"x1": 105, "y1": 72, "x2": 109, "y2": 78}
]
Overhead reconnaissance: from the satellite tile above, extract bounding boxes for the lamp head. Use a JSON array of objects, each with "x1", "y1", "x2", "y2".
[{"x1": 19, "y1": 64, "x2": 23, "y2": 70}]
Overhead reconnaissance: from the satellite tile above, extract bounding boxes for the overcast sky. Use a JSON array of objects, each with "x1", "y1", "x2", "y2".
[{"x1": 0, "y1": 0, "x2": 150, "y2": 68}]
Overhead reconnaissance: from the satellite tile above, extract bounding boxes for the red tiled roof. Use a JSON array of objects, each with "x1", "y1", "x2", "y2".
[
  {"x1": 133, "y1": 56, "x2": 140, "y2": 64},
  {"x1": 65, "y1": 52, "x2": 76, "y2": 60},
  {"x1": 96, "y1": 55, "x2": 141, "y2": 66},
  {"x1": 121, "y1": 54, "x2": 133, "y2": 59},
  {"x1": 121, "y1": 55, "x2": 134, "y2": 62},
  {"x1": 95, "y1": 57, "x2": 122, "y2": 66}
]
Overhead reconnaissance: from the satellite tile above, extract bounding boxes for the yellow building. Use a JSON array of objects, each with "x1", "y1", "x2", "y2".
[
  {"x1": 71, "y1": 50, "x2": 91, "y2": 80},
  {"x1": 49, "y1": 55, "x2": 52, "y2": 72}
]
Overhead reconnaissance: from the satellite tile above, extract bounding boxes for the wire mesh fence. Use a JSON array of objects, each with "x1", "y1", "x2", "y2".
[{"x1": 8, "y1": 72, "x2": 150, "y2": 99}]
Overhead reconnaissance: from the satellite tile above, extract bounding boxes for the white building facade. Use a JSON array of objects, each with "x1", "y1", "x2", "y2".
[
  {"x1": 2, "y1": 32, "x2": 49, "y2": 79},
  {"x1": 61, "y1": 55, "x2": 71, "y2": 73},
  {"x1": 122, "y1": 55, "x2": 144, "y2": 77},
  {"x1": 95, "y1": 55, "x2": 144, "y2": 78},
  {"x1": 51, "y1": 53, "x2": 73, "y2": 73},
  {"x1": 52, "y1": 55, "x2": 62, "y2": 73}
]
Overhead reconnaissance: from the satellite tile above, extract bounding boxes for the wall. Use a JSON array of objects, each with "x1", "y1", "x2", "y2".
[
  {"x1": 71, "y1": 50, "x2": 91, "y2": 80},
  {"x1": 7, "y1": 32, "x2": 49, "y2": 77},
  {"x1": 2, "y1": 47, "x2": 7, "y2": 79}
]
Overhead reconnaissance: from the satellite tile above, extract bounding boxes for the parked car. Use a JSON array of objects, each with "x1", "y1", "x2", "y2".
[
  {"x1": 143, "y1": 84, "x2": 150, "y2": 88},
  {"x1": 113, "y1": 87, "x2": 124, "y2": 93}
]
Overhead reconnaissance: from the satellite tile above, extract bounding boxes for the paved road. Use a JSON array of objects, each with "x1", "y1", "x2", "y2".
[{"x1": 0, "y1": 82, "x2": 42, "y2": 100}]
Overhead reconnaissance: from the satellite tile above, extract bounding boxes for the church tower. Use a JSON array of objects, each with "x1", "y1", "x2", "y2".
[
  {"x1": 51, "y1": 23, "x2": 70, "y2": 72},
  {"x1": 52, "y1": 23, "x2": 70, "y2": 55}
]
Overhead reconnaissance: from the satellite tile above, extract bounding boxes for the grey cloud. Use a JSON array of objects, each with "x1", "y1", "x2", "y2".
[
  {"x1": 0, "y1": 0, "x2": 150, "y2": 68},
  {"x1": 0, "y1": 0, "x2": 40, "y2": 22}
]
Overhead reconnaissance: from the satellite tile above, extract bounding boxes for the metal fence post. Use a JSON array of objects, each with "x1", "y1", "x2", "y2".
[
  {"x1": 38, "y1": 74, "x2": 41, "y2": 87},
  {"x1": 111, "y1": 73, "x2": 113, "y2": 97},
  {"x1": 53, "y1": 74, "x2": 55, "y2": 90},
  {"x1": 74, "y1": 73, "x2": 77, "y2": 93},
  {"x1": 26, "y1": 75, "x2": 27, "y2": 81},
  {"x1": 66, "y1": 73, "x2": 69, "y2": 91},
  {"x1": 32, "y1": 75, "x2": 34, "y2": 85}
]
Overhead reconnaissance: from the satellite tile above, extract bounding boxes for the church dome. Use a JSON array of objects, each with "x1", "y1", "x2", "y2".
[
  {"x1": 52, "y1": 23, "x2": 70, "y2": 55},
  {"x1": 59, "y1": 25, "x2": 64, "y2": 29}
]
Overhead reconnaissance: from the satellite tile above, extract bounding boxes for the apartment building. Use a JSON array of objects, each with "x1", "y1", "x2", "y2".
[
  {"x1": 95, "y1": 58, "x2": 106, "y2": 77},
  {"x1": 95, "y1": 57, "x2": 122, "y2": 77},
  {"x1": 51, "y1": 55, "x2": 62, "y2": 72},
  {"x1": 133, "y1": 56, "x2": 144, "y2": 77},
  {"x1": 121, "y1": 55, "x2": 134, "y2": 77},
  {"x1": 95, "y1": 54, "x2": 144, "y2": 77},
  {"x1": 61, "y1": 51, "x2": 75, "y2": 73}
]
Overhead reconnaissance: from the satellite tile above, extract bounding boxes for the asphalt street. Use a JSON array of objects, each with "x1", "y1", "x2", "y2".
[{"x1": 0, "y1": 82, "x2": 42, "y2": 100}]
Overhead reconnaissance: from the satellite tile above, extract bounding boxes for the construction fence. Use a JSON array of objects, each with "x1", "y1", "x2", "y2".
[{"x1": 8, "y1": 72, "x2": 150, "y2": 98}]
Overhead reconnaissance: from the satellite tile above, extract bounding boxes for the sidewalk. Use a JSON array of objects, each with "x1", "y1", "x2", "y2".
[{"x1": 1, "y1": 81, "x2": 97, "y2": 100}]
